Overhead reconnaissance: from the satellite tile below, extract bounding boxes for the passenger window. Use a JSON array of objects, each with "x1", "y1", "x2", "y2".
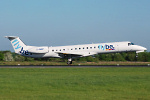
[
  {"x1": 90, "y1": 47, "x2": 92, "y2": 49},
  {"x1": 87, "y1": 47, "x2": 88, "y2": 49},
  {"x1": 75, "y1": 48, "x2": 77, "y2": 50}
]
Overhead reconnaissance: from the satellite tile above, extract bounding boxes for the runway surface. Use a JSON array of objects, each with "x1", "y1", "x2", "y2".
[{"x1": 0, "y1": 65, "x2": 150, "y2": 68}]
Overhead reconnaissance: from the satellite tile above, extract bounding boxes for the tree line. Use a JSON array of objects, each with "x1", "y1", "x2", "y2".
[{"x1": 0, "y1": 51, "x2": 150, "y2": 62}]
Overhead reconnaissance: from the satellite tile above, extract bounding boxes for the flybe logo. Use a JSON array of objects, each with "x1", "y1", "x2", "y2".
[
  {"x1": 20, "y1": 47, "x2": 30, "y2": 55},
  {"x1": 20, "y1": 47, "x2": 32, "y2": 55},
  {"x1": 98, "y1": 45, "x2": 115, "y2": 51},
  {"x1": 12, "y1": 39, "x2": 21, "y2": 49}
]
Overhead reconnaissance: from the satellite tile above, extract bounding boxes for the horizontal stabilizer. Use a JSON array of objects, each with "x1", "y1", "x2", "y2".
[{"x1": 5, "y1": 36, "x2": 19, "y2": 40}]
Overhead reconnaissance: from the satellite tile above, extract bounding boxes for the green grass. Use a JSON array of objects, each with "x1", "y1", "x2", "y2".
[{"x1": 0, "y1": 67, "x2": 150, "y2": 100}]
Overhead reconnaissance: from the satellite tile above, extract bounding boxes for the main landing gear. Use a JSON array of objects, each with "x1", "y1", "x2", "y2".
[{"x1": 67, "y1": 58, "x2": 72, "y2": 65}]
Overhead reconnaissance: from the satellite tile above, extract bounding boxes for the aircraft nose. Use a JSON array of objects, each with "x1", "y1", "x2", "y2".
[
  {"x1": 143, "y1": 47, "x2": 147, "y2": 51},
  {"x1": 140, "y1": 46, "x2": 147, "y2": 51},
  {"x1": 135, "y1": 45, "x2": 147, "y2": 53}
]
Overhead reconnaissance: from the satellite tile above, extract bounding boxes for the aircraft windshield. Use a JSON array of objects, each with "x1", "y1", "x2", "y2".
[{"x1": 128, "y1": 42, "x2": 134, "y2": 46}]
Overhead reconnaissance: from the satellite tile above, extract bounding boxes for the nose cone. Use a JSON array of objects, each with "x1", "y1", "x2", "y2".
[
  {"x1": 139, "y1": 46, "x2": 147, "y2": 51},
  {"x1": 143, "y1": 47, "x2": 147, "y2": 51},
  {"x1": 136, "y1": 46, "x2": 147, "y2": 53}
]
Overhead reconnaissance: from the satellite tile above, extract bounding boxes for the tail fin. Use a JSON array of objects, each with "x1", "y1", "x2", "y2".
[{"x1": 5, "y1": 36, "x2": 27, "y2": 54}]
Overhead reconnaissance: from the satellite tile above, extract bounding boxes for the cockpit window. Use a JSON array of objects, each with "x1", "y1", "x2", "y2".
[
  {"x1": 128, "y1": 42, "x2": 134, "y2": 46},
  {"x1": 131, "y1": 43, "x2": 134, "y2": 45}
]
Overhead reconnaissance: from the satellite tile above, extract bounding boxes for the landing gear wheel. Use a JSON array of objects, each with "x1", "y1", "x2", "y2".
[
  {"x1": 67, "y1": 58, "x2": 72, "y2": 65},
  {"x1": 67, "y1": 61, "x2": 72, "y2": 65}
]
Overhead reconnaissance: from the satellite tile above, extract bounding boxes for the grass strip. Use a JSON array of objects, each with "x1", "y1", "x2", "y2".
[
  {"x1": 0, "y1": 67, "x2": 150, "y2": 100},
  {"x1": 0, "y1": 61, "x2": 150, "y2": 66}
]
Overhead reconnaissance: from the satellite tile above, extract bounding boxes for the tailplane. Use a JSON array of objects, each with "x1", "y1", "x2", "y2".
[{"x1": 5, "y1": 36, "x2": 27, "y2": 54}]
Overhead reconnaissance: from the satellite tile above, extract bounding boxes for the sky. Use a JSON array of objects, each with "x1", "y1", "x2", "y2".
[{"x1": 0, "y1": 0, "x2": 150, "y2": 51}]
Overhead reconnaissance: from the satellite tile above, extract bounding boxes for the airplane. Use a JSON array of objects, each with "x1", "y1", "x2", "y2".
[{"x1": 5, "y1": 36, "x2": 147, "y2": 64}]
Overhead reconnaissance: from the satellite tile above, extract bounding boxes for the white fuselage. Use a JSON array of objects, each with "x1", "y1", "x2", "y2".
[
  {"x1": 5, "y1": 36, "x2": 147, "y2": 64},
  {"x1": 5, "y1": 36, "x2": 147, "y2": 60},
  {"x1": 20, "y1": 41, "x2": 147, "y2": 58}
]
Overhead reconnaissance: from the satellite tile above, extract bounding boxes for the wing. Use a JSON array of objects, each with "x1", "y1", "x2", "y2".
[{"x1": 55, "y1": 51, "x2": 97, "y2": 58}]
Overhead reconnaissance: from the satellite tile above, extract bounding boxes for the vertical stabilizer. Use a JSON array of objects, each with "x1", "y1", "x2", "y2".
[{"x1": 5, "y1": 36, "x2": 27, "y2": 54}]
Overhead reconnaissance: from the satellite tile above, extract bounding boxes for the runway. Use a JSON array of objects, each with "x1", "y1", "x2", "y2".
[{"x1": 0, "y1": 65, "x2": 150, "y2": 68}]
